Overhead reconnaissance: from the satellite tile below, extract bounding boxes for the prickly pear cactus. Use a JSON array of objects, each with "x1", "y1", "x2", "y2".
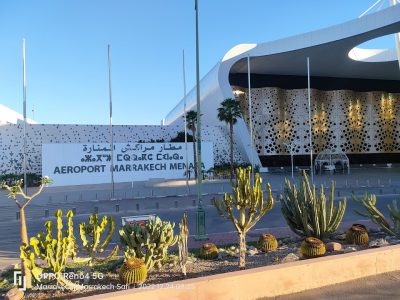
[
  {"x1": 257, "y1": 233, "x2": 278, "y2": 252},
  {"x1": 119, "y1": 257, "x2": 147, "y2": 285},
  {"x1": 199, "y1": 243, "x2": 218, "y2": 259},
  {"x1": 79, "y1": 213, "x2": 118, "y2": 266},
  {"x1": 345, "y1": 224, "x2": 369, "y2": 246},
  {"x1": 119, "y1": 216, "x2": 178, "y2": 272},
  {"x1": 300, "y1": 237, "x2": 326, "y2": 258}
]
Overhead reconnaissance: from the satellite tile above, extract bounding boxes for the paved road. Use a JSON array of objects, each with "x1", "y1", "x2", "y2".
[
  {"x1": 272, "y1": 271, "x2": 400, "y2": 300},
  {"x1": 1, "y1": 167, "x2": 400, "y2": 268}
]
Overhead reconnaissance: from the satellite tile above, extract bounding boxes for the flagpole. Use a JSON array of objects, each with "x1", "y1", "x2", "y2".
[
  {"x1": 108, "y1": 45, "x2": 115, "y2": 199},
  {"x1": 307, "y1": 57, "x2": 314, "y2": 183},
  {"x1": 247, "y1": 54, "x2": 254, "y2": 182},
  {"x1": 183, "y1": 49, "x2": 190, "y2": 195},
  {"x1": 22, "y1": 38, "x2": 27, "y2": 194}
]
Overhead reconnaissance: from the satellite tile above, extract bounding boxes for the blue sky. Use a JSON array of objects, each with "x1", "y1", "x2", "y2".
[{"x1": 0, "y1": 0, "x2": 396, "y2": 125}]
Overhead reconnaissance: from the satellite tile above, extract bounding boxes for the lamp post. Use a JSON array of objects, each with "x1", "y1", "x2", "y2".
[
  {"x1": 194, "y1": 0, "x2": 207, "y2": 240},
  {"x1": 182, "y1": 49, "x2": 190, "y2": 195}
]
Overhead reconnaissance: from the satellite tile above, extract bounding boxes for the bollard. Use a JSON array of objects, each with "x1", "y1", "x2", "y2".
[
  {"x1": 174, "y1": 200, "x2": 178, "y2": 208},
  {"x1": 156, "y1": 202, "x2": 159, "y2": 210},
  {"x1": 94, "y1": 206, "x2": 99, "y2": 214},
  {"x1": 65, "y1": 195, "x2": 68, "y2": 202},
  {"x1": 72, "y1": 207, "x2": 77, "y2": 215},
  {"x1": 95, "y1": 193, "x2": 98, "y2": 200},
  {"x1": 345, "y1": 180, "x2": 348, "y2": 188},
  {"x1": 16, "y1": 211, "x2": 20, "y2": 220},
  {"x1": 337, "y1": 191, "x2": 340, "y2": 197},
  {"x1": 136, "y1": 203, "x2": 140, "y2": 211},
  {"x1": 193, "y1": 199, "x2": 196, "y2": 206},
  {"x1": 124, "y1": 191, "x2": 127, "y2": 198},
  {"x1": 45, "y1": 209, "x2": 49, "y2": 218},
  {"x1": 115, "y1": 204, "x2": 120, "y2": 213}
]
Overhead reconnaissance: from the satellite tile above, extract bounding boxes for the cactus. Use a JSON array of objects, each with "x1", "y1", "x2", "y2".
[
  {"x1": 20, "y1": 209, "x2": 83, "y2": 290},
  {"x1": 353, "y1": 193, "x2": 400, "y2": 237},
  {"x1": 300, "y1": 237, "x2": 326, "y2": 258},
  {"x1": 199, "y1": 243, "x2": 218, "y2": 259},
  {"x1": 178, "y1": 212, "x2": 189, "y2": 277},
  {"x1": 2, "y1": 176, "x2": 52, "y2": 289},
  {"x1": 345, "y1": 224, "x2": 369, "y2": 246},
  {"x1": 79, "y1": 213, "x2": 119, "y2": 266},
  {"x1": 257, "y1": 233, "x2": 278, "y2": 252},
  {"x1": 119, "y1": 257, "x2": 147, "y2": 285},
  {"x1": 214, "y1": 167, "x2": 274, "y2": 268},
  {"x1": 280, "y1": 172, "x2": 346, "y2": 239},
  {"x1": 119, "y1": 216, "x2": 178, "y2": 272}
]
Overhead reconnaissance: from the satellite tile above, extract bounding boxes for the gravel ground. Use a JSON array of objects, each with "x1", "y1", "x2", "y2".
[{"x1": 7, "y1": 226, "x2": 397, "y2": 300}]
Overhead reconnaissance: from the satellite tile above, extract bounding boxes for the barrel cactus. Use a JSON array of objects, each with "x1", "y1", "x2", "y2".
[
  {"x1": 119, "y1": 258, "x2": 147, "y2": 285},
  {"x1": 199, "y1": 243, "x2": 218, "y2": 259},
  {"x1": 300, "y1": 237, "x2": 326, "y2": 258},
  {"x1": 345, "y1": 224, "x2": 369, "y2": 246},
  {"x1": 257, "y1": 233, "x2": 278, "y2": 252}
]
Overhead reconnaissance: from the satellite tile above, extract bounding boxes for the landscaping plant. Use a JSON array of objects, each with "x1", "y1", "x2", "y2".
[
  {"x1": 353, "y1": 193, "x2": 400, "y2": 237},
  {"x1": 213, "y1": 167, "x2": 274, "y2": 268},
  {"x1": 217, "y1": 98, "x2": 242, "y2": 180},
  {"x1": 119, "y1": 216, "x2": 178, "y2": 272},
  {"x1": 79, "y1": 213, "x2": 119, "y2": 266},
  {"x1": 178, "y1": 212, "x2": 189, "y2": 277},
  {"x1": 20, "y1": 209, "x2": 83, "y2": 290},
  {"x1": 119, "y1": 257, "x2": 147, "y2": 285},
  {"x1": 280, "y1": 172, "x2": 346, "y2": 239},
  {"x1": 1, "y1": 176, "x2": 51, "y2": 289},
  {"x1": 186, "y1": 110, "x2": 198, "y2": 179},
  {"x1": 300, "y1": 237, "x2": 326, "y2": 258}
]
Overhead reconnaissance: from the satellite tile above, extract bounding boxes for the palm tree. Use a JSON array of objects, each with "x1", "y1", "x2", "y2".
[
  {"x1": 217, "y1": 98, "x2": 242, "y2": 179},
  {"x1": 186, "y1": 110, "x2": 198, "y2": 179}
]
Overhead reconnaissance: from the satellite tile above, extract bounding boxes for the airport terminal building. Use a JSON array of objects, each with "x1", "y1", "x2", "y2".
[
  {"x1": 165, "y1": 4, "x2": 400, "y2": 168},
  {"x1": 1, "y1": 5, "x2": 400, "y2": 180}
]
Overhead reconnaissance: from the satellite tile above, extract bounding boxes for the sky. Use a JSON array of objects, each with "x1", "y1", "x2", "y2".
[{"x1": 0, "y1": 0, "x2": 397, "y2": 125}]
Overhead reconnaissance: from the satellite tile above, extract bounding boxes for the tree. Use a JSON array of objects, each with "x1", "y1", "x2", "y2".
[
  {"x1": 186, "y1": 110, "x2": 198, "y2": 179},
  {"x1": 217, "y1": 98, "x2": 242, "y2": 179},
  {"x1": 213, "y1": 167, "x2": 274, "y2": 268},
  {"x1": 1, "y1": 176, "x2": 52, "y2": 289}
]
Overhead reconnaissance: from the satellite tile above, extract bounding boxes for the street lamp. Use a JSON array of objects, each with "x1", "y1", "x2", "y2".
[{"x1": 195, "y1": 0, "x2": 207, "y2": 240}]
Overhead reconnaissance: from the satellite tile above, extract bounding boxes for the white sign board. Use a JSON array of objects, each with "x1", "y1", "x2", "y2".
[
  {"x1": 42, "y1": 142, "x2": 214, "y2": 186},
  {"x1": 121, "y1": 215, "x2": 156, "y2": 227}
]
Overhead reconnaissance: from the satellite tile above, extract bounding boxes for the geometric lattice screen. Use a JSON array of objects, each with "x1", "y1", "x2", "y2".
[{"x1": 235, "y1": 87, "x2": 400, "y2": 155}]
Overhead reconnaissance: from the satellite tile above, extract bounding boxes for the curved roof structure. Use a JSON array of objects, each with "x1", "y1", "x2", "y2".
[{"x1": 165, "y1": 4, "x2": 400, "y2": 166}]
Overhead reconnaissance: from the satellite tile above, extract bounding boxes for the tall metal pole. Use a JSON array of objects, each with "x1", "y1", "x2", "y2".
[
  {"x1": 22, "y1": 39, "x2": 27, "y2": 194},
  {"x1": 307, "y1": 57, "x2": 314, "y2": 183},
  {"x1": 108, "y1": 45, "x2": 115, "y2": 199},
  {"x1": 247, "y1": 54, "x2": 254, "y2": 181},
  {"x1": 183, "y1": 49, "x2": 190, "y2": 195},
  {"x1": 195, "y1": 0, "x2": 207, "y2": 240},
  {"x1": 390, "y1": 0, "x2": 400, "y2": 70}
]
